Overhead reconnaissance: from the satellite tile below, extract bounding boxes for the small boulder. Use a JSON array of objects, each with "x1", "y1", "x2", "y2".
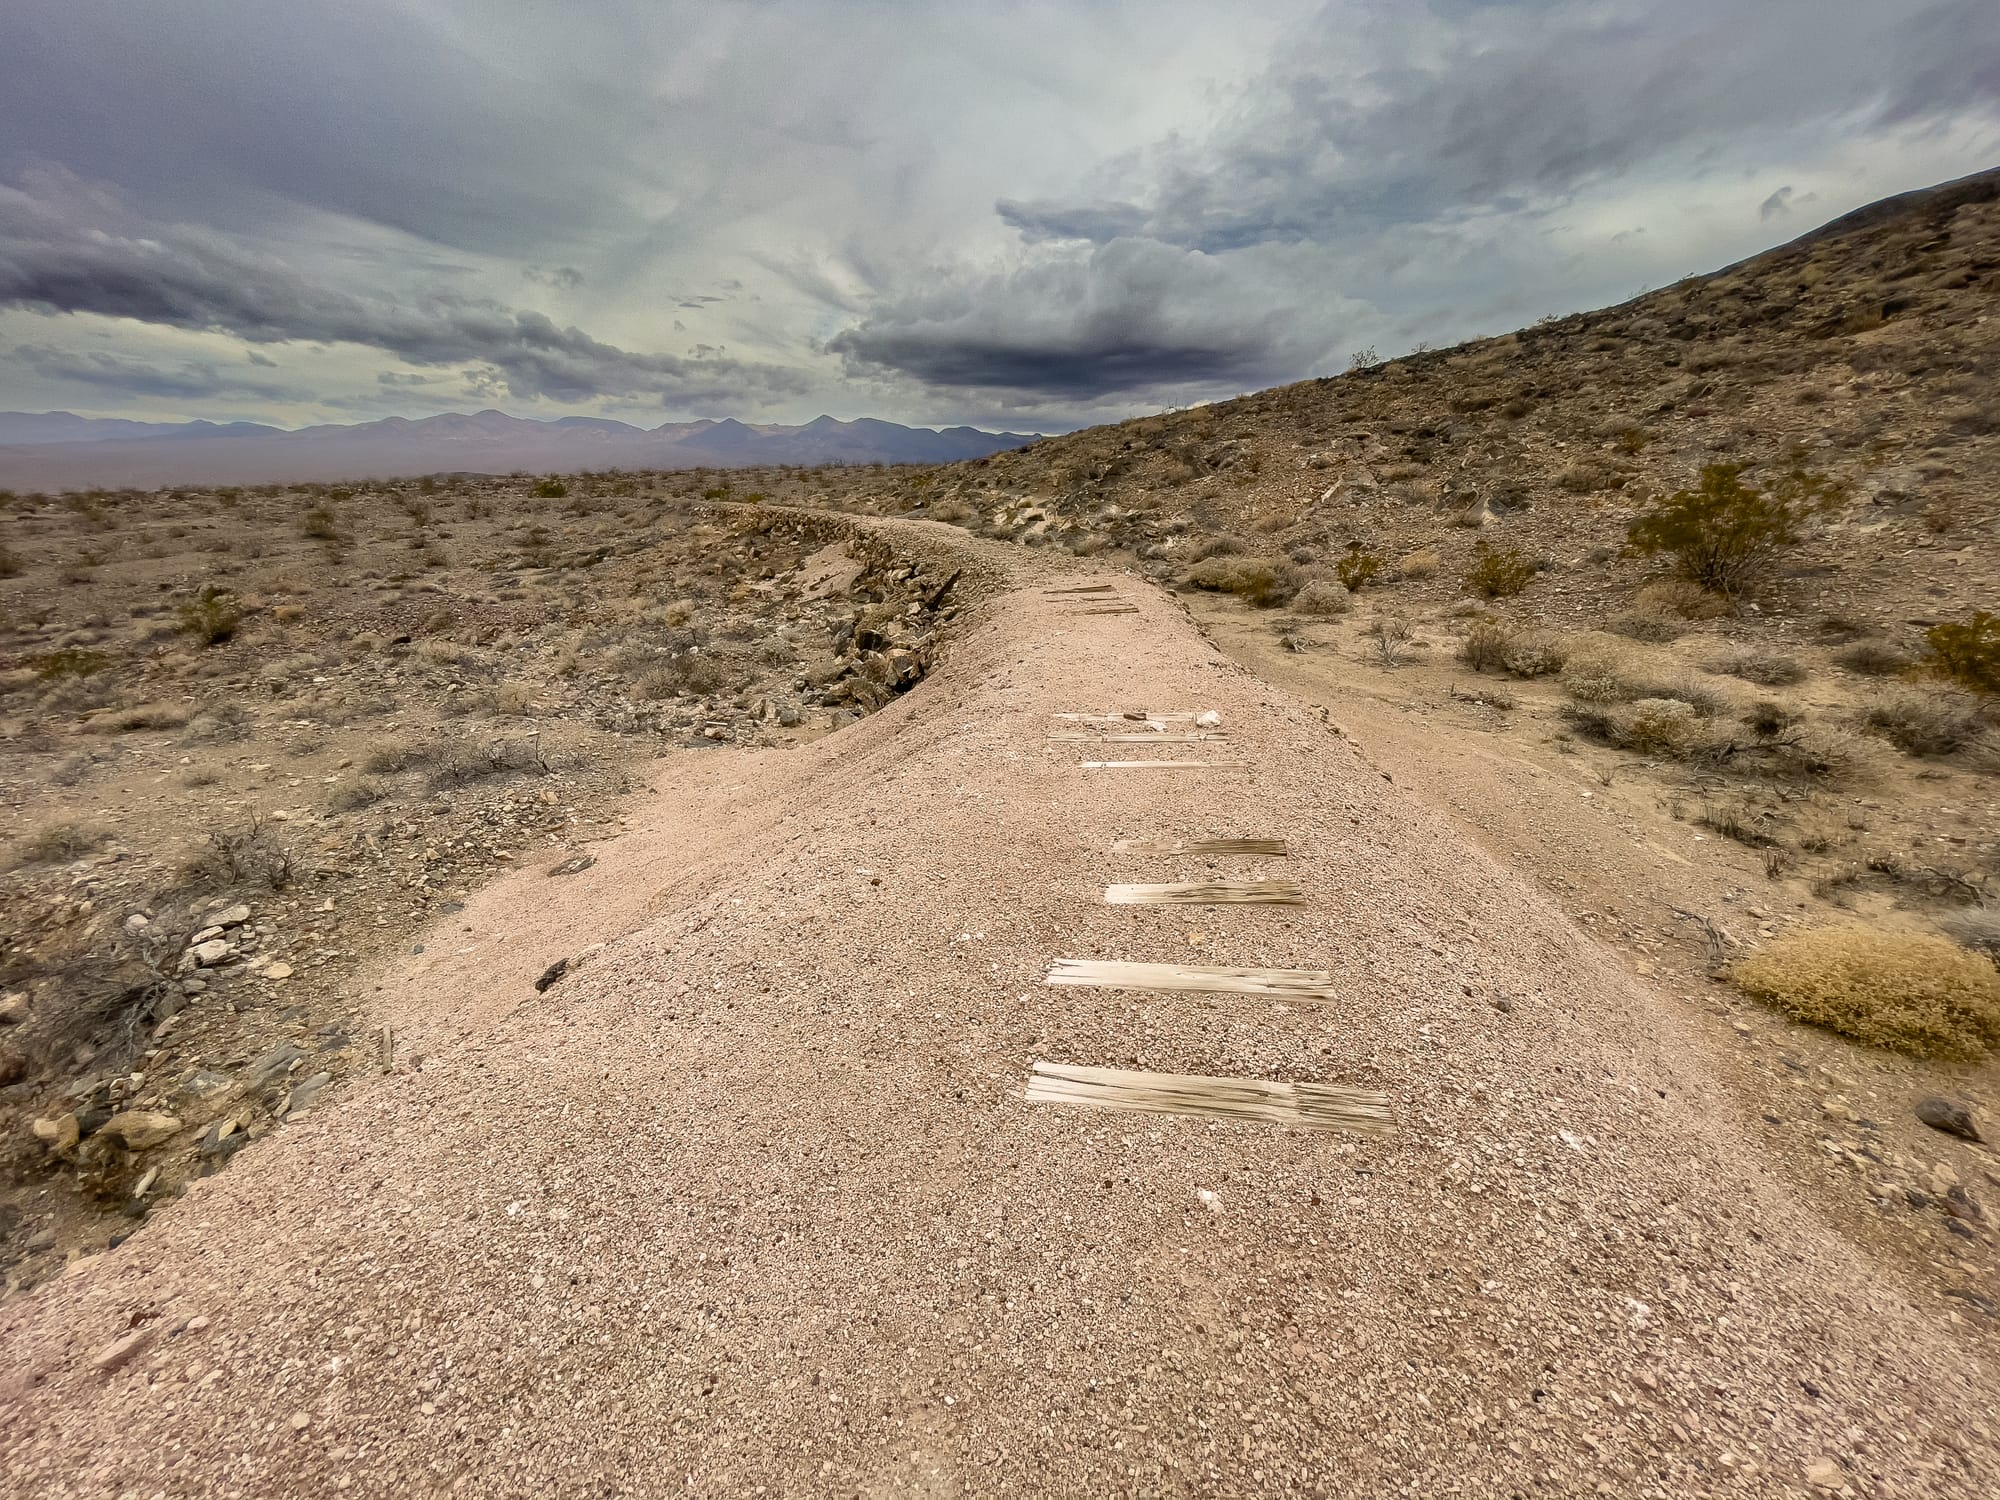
[
  {"x1": 190, "y1": 939, "x2": 234, "y2": 968},
  {"x1": 90, "y1": 1327, "x2": 156, "y2": 1374},
  {"x1": 102, "y1": 1111, "x2": 183, "y2": 1150},
  {"x1": 212, "y1": 904, "x2": 253, "y2": 928},
  {"x1": 0, "y1": 991, "x2": 29, "y2": 1026},
  {"x1": 1915, "y1": 1096, "x2": 1981, "y2": 1142},
  {"x1": 1196, "y1": 710, "x2": 1223, "y2": 729},
  {"x1": 31, "y1": 1113, "x2": 80, "y2": 1153}
]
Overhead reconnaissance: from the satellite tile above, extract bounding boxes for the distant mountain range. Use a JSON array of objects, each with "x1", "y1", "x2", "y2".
[{"x1": 0, "y1": 409, "x2": 1043, "y2": 489}]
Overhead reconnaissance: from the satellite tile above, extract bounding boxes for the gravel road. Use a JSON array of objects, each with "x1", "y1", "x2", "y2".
[{"x1": 2, "y1": 519, "x2": 1993, "y2": 1498}]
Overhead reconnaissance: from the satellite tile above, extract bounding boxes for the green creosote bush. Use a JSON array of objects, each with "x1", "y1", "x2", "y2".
[
  {"x1": 1923, "y1": 610, "x2": 2000, "y2": 695},
  {"x1": 176, "y1": 586, "x2": 245, "y2": 646},
  {"x1": 1624, "y1": 463, "x2": 1846, "y2": 594},
  {"x1": 1334, "y1": 545, "x2": 1383, "y2": 592},
  {"x1": 1464, "y1": 542, "x2": 1536, "y2": 599}
]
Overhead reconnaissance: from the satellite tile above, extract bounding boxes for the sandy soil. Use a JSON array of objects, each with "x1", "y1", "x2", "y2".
[{"x1": 1, "y1": 517, "x2": 1994, "y2": 1499}]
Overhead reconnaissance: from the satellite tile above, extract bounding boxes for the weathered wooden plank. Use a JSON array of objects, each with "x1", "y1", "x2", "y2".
[
  {"x1": 1080, "y1": 759, "x2": 1249, "y2": 770},
  {"x1": 1044, "y1": 583, "x2": 1117, "y2": 595},
  {"x1": 1073, "y1": 606, "x2": 1140, "y2": 614},
  {"x1": 1103, "y1": 879, "x2": 1304, "y2": 905},
  {"x1": 1044, "y1": 958, "x2": 1338, "y2": 999},
  {"x1": 1111, "y1": 837, "x2": 1290, "y2": 857},
  {"x1": 1053, "y1": 711, "x2": 1200, "y2": 723},
  {"x1": 1047, "y1": 732, "x2": 1224, "y2": 743},
  {"x1": 1026, "y1": 1061, "x2": 1393, "y2": 1136}
]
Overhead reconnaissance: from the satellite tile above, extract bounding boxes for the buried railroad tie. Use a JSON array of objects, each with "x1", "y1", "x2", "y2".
[
  {"x1": 1045, "y1": 958, "x2": 1338, "y2": 999},
  {"x1": 1112, "y1": 837, "x2": 1289, "y2": 857},
  {"x1": 1054, "y1": 711, "x2": 1200, "y2": 723},
  {"x1": 1025, "y1": 1061, "x2": 1393, "y2": 1137},
  {"x1": 1047, "y1": 732, "x2": 1223, "y2": 743},
  {"x1": 1081, "y1": 759, "x2": 1249, "y2": 770},
  {"x1": 1104, "y1": 879, "x2": 1304, "y2": 905}
]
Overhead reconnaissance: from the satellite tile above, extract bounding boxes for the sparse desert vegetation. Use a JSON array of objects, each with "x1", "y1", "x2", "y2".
[{"x1": 0, "y1": 465, "x2": 965, "y2": 1280}]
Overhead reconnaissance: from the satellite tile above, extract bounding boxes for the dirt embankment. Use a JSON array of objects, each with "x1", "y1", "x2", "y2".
[{"x1": 1, "y1": 516, "x2": 1994, "y2": 1499}]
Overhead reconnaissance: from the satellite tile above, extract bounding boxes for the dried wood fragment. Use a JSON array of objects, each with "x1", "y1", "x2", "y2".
[
  {"x1": 1026, "y1": 1061, "x2": 1393, "y2": 1136},
  {"x1": 1074, "y1": 606, "x2": 1140, "y2": 614},
  {"x1": 1111, "y1": 837, "x2": 1289, "y2": 856},
  {"x1": 1044, "y1": 583, "x2": 1116, "y2": 595},
  {"x1": 1047, "y1": 732, "x2": 1223, "y2": 743},
  {"x1": 1044, "y1": 958, "x2": 1338, "y2": 999},
  {"x1": 1080, "y1": 759, "x2": 1249, "y2": 770},
  {"x1": 1103, "y1": 879, "x2": 1304, "y2": 905},
  {"x1": 1053, "y1": 711, "x2": 1200, "y2": 723}
]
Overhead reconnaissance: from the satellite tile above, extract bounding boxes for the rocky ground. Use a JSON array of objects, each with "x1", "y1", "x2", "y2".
[
  {"x1": 0, "y1": 472, "x2": 963, "y2": 1285},
  {"x1": 0, "y1": 520, "x2": 1993, "y2": 1498}
]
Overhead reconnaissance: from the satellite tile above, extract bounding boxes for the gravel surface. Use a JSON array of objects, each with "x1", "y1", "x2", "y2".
[{"x1": 2, "y1": 519, "x2": 1994, "y2": 1498}]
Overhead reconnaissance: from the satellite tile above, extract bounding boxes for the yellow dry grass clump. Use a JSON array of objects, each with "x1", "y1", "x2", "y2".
[{"x1": 1733, "y1": 926, "x2": 2000, "y2": 1059}]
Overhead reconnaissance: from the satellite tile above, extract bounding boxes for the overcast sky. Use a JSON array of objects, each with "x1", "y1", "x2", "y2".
[{"x1": 2, "y1": 0, "x2": 1996, "y2": 433}]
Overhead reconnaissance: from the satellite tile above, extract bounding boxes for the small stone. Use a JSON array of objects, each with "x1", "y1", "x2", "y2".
[
  {"x1": 284, "y1": 1072, "x2": 333, "y2": 1114},
  {"x1": 1196, "y1": 1188, "x2": 1223, "y2": 1214},
  {"x1": 90, "y1": 1328, "x2": 155, "y2": 1374},
  {"x1": 213, "y1": 905, "x2": 253, "y2": 928},
  {"x1": 190, "y1": 926, "x2": 225, "y2": 945},
  {"x1": 1804, "y1": 1457, "x2": 1842, "y2": 1491},
  {"x1": 0, "y1": 992, "x2": 29, "y2": 1025},
  {"x1": 181, "y1": 1069, "x2": 235, "y2": 1101},
  {"x1": 1915, "y1": 1096, "x2": 1981, "y2": 1143},
  {"x1": 190, "y1": 939, "x2": 233, "y2": 968},
  {"x1": 122, "y1": 913, "x2": 150, "y2": 935},
  {"x1": 31, "y1": 1113, "x2": 80, "y2": 1153},
  {"x1": 102, "y1": 1111, "x2": 183, "y2": 1150},
  {"x1": 534, "y1": 958, "x2": 571, "y2": 994},
  {"x1": 290, "y1": 1411, "x2": 310, "y2": 1431},
  {"x1": 1195, "y1": 710, "x2": 1223, "y2": 729},
  {"x1": 262, "y1": 962, "x2": 294, "y2": 980},
  {"x1": 1944, "y1": 1185, "x2": 1984, "y2": 1223},
  {"x1": 547, "y1": 854, "x2": 595, "y2": 877}
]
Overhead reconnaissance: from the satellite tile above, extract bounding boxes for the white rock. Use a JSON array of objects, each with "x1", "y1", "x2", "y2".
[
  {"x1": 191, "y1": 939, "x2": 234, "y2": 967},
  {"x1": 1195, "y1": 710, "x2": 1223, "y2": 729}
]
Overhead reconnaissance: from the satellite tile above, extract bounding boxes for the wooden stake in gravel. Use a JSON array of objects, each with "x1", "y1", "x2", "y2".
[
  {"x1": 1025, "y1": 1061, "x2": 1394, "y2": 1136},
  {"x1": 1045, "y1": 958, "x2": 1339, "y2": 999},
  {"x1": 1080, "y1": 759, "x2": 1249, "y2": 770},
  {"x1": 1103, "y1": 879, "x2": 1304, "y2": 905},
  {"x1": 1112, "y1": 837, "x2": 1289, "y2": 856}
]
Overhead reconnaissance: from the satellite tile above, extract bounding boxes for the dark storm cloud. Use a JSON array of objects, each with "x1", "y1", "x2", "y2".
[
  {"x1": 0, "y1": 0, "x2": 645, "y2": 257},
  {"x1": 14, "y1": 344, "x2": 309, "y2": 402},
  {"x1": 0, "y1": 172, "x2": 811, "y2": 405},
  {"x1": 836, "y1": 0, "x2": 2000, "y2": 405},
  {"x1": 828, "y1": 238, "x2": 1336, "y2": 398},
  {"x1": 995, "y1": 0, "x2": 2000, "y2": 255}
]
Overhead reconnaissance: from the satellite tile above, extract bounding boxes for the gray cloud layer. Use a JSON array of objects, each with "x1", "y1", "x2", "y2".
[
  {"x1": 834, "y1": 0, "x2": 2000, "y2": 403},
  {"x1": 1, "y1": 0, "x2": 1996, "y2": 426},
  {"x1": 0, "y1": 170, "x2": 810, "y2": 405}
]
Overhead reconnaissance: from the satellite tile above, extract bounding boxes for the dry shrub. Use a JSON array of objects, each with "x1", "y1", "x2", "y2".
[
  {"x1": 1183, "y1": 555, "x2": 1301, "y2": 608},
  {"x1": 1834, "y1": 640, "x2": 1914, "y2": 676},
  {"x1": 363, "y1": 738, "x2": 436, "y2": 774},
  {"x1": 1559, "y1": 636, "x2": 1722, "y2": 713},
  {"x1": 1503, "y1": 629, "x2": 1569, "y2": 678},
  {"x1": 424, "y1": 738, "x2": 553, "y2": 791},
  {"x1": 1860, "y1": 685, "x2": 1985, "y2": 756},
  {"x1": 1733, "y1": 926, "x2": 2000, "y2": 1058},
  {"x1": 87, "y1": 704, "x2": 194, "y2": 734},
  {"x1": 489, "y1": 681, "x2": 538, "y2": 716},
  {"x1": 12, "y1": 819, "x2": 108, "y2": 868},
  {"x1": 1633, "y1": 580, "x2": 1733, "y2": 620},
  {"x1": 1606, "y1": 697, "x2": 1722, "y2": 759},
  {"x1": 1290, "y1": 579, "x2": 1351, "y2": 618},
  {"x1": 1398, "y1": 549, "x2": 1440, "y2": 581},
  {"x1": 1706, "y1": 648, "x2": 1806, "y2": 686},
  {"x1": 1459, "y1": 619, "x2": 1512, "y2": 673},
  {"x1": 1334, "y1": 546, "x2": 1383, "y2": 592},
  {"x1": 1464, "y1": 543, "x2": 1535, "y2": 598},
  {"x1": 1608, "y1": 608, "x2": 1685, "y2": 644}
]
